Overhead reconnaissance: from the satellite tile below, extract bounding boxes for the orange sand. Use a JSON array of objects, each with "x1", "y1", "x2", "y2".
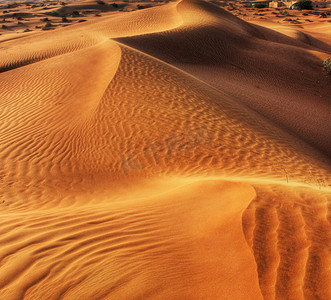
[{"x1": 0, "y1": 0, "x2": 330, "y2": 299}]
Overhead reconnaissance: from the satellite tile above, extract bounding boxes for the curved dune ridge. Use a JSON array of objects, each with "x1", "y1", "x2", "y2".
[
  {"x1": 0, "y1": 0, "x2": 330, "y2": 299},
  {"x1": 117, "y1": 0, "x2": 331, "y2": 157}
]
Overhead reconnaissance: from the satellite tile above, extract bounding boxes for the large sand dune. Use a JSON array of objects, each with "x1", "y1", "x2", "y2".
[{"x1": 0, "y1": 0, "x2": 330, "y2": 299}]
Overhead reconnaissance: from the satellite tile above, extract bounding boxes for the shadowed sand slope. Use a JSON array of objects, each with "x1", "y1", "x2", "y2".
[
  {"x1": 117, "y1": 0, "x2": 331, "y2": 157},
  {"x1": 0, "y1": 0, "x2": 330, "y2": 299}
]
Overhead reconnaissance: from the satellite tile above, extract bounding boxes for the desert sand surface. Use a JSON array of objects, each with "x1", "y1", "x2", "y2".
[{"x1": 0, "y1": 0, "x2": 330, "y2": 299}]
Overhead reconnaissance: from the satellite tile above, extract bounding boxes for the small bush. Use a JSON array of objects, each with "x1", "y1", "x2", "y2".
[
  {"x1": 253, "y1": 3, "x2": 267, "y2": 8},
  {"x1": 294, "y1": 0, "x2": 313, "y2": 10},
  {"x1": 96, "y1": 0, "x2": 106, "y2": 4},
  {"x1": 72, "y1": 10, "x2": 80, "y2": 17},
  {"x1": 137, "y1": 4, "x2": 151, "y2": 9},
  {"x1": 323, "y1": 58, "x2": 331, "y2": 75},
  {"x1": 280, "y1": 9, "x2": 289, "y2": 16},
  {"x1": 47, "y1": 11, "x2": 60, "y2": 17}
]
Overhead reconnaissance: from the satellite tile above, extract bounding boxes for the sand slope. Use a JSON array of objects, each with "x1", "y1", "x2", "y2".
[
  {"x1": 117, "y1": 0, "x2": 331, "y2": 156},
  {"x1": 0, "y1": 0, "x2": 330, "y2": 299},
  {"x1": 0, "y1": 180, "x2": 262, "y2": 299}
]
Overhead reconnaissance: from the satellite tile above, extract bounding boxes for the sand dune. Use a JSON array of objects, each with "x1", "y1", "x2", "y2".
[
  {"x1": 117, "y1": 0, "x2": 331, "y2": 156},
  {"x1": 0, "y1": 180, "x2": 263, "y2": 299},
  {"x1": 0, "y1": 0, "x2": 330, "y2": 299}
]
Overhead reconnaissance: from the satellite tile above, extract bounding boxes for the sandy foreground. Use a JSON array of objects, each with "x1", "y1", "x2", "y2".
[{"x1": 0, "y1": 0, "x2": 330, "y2": 299}]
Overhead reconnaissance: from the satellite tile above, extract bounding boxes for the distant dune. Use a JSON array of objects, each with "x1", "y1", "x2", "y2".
[{"x1": 0, "y1": 0, "x2": 330, "y2": 299}]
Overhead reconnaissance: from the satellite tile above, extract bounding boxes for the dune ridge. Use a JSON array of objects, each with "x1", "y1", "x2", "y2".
[
  {"x1": 0, "y1": 0, "x2": 330, "y2": 299},
  {"x1": 117, "y1": 0, "x2": 331, "y2": 156}
]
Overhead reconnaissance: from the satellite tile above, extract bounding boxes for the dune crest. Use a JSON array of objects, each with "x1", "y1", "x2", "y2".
[{"x1": 117, "y1": 0, "x2": 331, "y2": 156}]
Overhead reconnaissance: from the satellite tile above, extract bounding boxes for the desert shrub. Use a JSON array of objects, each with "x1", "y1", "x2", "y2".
[
  {"x1": 96, "y1": 0, "x2": 106, "y2": 4},
  {"x1": 137, "y1": 4, "x2": 151, "y2": 9},
  {"x1": 6, "y1": 3, "x2": 18, "y2": 9},
  {"x1": 112, "y1": 3, "x2": 118, "y2": 8},
  {"x1": 44, "y1": 21, "x2": 52, "y2": 28},
  {"x1": 72, "y1": 10, "x2": 80, "y2": 17},
  {"x1": 47, "y1": 10, "x2": 60, "y2": 17},
  {"x1": 280, "y1": 9, "x2": 289, "y2": 15},
  {"x1": 293, "y1": 0, "x2": 313, "y2": 10},
  {"x1": 323, "y1": 58, "x2": 331, "y2": 75},
  {"x1": 253, "y1": 3, "x2": 267, "y2": 8}
]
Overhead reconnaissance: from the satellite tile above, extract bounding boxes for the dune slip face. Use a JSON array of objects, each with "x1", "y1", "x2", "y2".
[{"x1": 0, "y1": 0, "x2": 330, "y2": 299}]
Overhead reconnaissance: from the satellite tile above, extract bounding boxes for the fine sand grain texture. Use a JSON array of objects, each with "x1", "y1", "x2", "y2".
[{"x1": 0, "y1": 0, "x2": 330, "y2": 299}]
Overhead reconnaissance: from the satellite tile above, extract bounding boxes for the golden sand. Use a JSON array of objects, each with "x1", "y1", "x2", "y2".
[{"x1": 0, "y1": 0, "x2": 330, "y2": 299}]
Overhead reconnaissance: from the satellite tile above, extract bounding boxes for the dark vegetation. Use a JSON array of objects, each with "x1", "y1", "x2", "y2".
[
  {"x1": 294, "y1": 0, "x2": 313, "y2": 10},
  {"x1": 253, "y1": 3, "x2": 267, "y2": 9},
  {"x1": 324, "y1": 58, "x2": 331, "y2": 75}
]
